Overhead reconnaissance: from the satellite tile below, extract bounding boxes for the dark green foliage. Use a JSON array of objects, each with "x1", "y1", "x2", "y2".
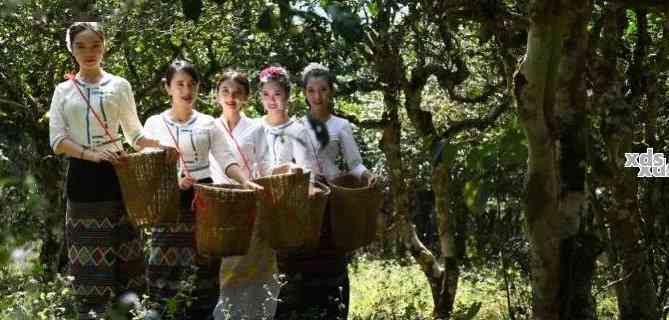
[{"x1": 182, "y1": 0, "x2": 203, "y2": 21}]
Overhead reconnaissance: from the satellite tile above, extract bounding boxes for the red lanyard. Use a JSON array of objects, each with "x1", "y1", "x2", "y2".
[
  {"x1": 69, "y1": 76, "x2": 123, "y2": 153},
  {"x1": 162, "y1": 117, "x2": 204, "y2": 222},
  {"x1": 162, "y1": 117, "x2": 192, "y2": 179},
  {"x1": 220, "y1": 117, "x2": 253, "y2": 179}
]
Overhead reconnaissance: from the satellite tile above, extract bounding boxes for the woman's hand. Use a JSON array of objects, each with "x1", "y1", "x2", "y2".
[
  {"x1": 271, "y1": 163, "x2": 292, "y2": 175},
  {"x1": 308, "y1": 184, "x2": 324, "y2": 199},
  {"x1": 88, "y1": 149, "x2": 123, "y2": 164},
  {"x1": 361, "y1": 171, "x2": 378, "y2": 188},
  {"x1": 271, "y1": 163, "x2": 304, "y2": 175},
  {"x1": 135, "y1": 137, "x2": 162, "y2": 150},
  {"x1": 241, "y1": 179, "x2": 264, "y2": 191},
  {"x1": 85, "y1": 150, "x2": 103, "y2": 163},
  {"x1": 178, "y1": 176, "x2": 195, "y2": 190}
]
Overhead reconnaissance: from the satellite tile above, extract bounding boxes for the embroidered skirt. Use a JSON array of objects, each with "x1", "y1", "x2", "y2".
[
  {"x1": 65, "y1": 158, "x2": 144, "y2": 319},
  {"x1": 146, "y1": 178, "x2": 220, "y2": 320}
]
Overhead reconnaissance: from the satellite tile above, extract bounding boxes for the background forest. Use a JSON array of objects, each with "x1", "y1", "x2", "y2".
[{"x1": 1, "y1": 0, "x2": 668, "y2": 319}]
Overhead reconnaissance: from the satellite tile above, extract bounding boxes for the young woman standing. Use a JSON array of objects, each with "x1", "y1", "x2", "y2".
[
  {"x1": 142, "y1": 60, "x2": 261, "y2": 319},
  {"x1": 210, "y1": 71, "x2": 279, "y2": 320},
  {"x1": 257, "y1": 66, "x2": 317, "y2": 176},
  {"x1": 274, "y1": 63, "x2": 377, "y2": 320},
  {"x1": 48, "y1": 22, "x2": 163, "y2": 319}
]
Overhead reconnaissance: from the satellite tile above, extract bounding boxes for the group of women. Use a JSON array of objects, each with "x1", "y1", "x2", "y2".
[{"x1": 48, "y1": 22, "x2": 376, "y2": 320}]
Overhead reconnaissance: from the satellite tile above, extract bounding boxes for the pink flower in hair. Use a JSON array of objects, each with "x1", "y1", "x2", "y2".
[{"x1": 259, "y1": 66, "x2": 287, "y2": 82}]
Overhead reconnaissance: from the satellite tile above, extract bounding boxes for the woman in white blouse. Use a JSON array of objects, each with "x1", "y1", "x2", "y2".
[
  {"x1": 301, "y1": 62, "x2": 376, "y2": 185},
  {"x1": 49, "y1": 22, "x2": 163, "y2": 320},
  {"x1": 209, "y1": 71, "x2": 269, "y2": 183},
  {"x1": 211, "y1": 71, "x2": 280, "y2": 320},
  {"x1": 142, "y1": 60, "x2": 260, "y2": 319},
  {"x1": 257, "y1": 66, "x2": 317, "y2": 177},
  {"x1": 275, "y1": 63, "x2": 377, "y2": 320}
]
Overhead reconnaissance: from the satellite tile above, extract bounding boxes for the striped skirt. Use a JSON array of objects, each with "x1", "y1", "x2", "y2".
[
  {"x1": 146, "y1": 178, "x2": 220, "y2": 320},
  {"x1": 274, "y1": 203, "x2": 350, "y2": 320},
  {"x1": 65, "y1": 158, "x2": 144, "y2": 319}
]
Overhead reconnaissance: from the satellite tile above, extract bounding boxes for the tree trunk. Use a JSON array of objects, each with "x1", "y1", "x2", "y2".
[
  {"x1": 432, "y1": 161, "x2": 459, "y2": 319},
  {"x1": 514, "y1": 0, "x2": 567, "y2": 319},
  {"x1": 590, "y1": 3, "x2": 660, "y2": 319},
  {"x1": 554, "y1": 1, "x2": 599, "y2": 319},
  {"x1": 367, "y1": 10, "x2": 459, "y2": 316}
]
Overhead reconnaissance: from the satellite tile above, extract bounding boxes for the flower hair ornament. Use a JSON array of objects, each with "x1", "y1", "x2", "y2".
[{"x1": 259, "y1": 66, "x2": 288, "y2": 83}]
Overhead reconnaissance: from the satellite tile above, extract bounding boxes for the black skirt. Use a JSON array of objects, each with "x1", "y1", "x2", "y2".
[
  {"x1": 64, "y1": 157, "x2": 144, "y2": 319},
  {"x1": 277, "y1": 202, "x2": 349, "y2": 274},
  {"x1": 66, "y1": 157, "x2": 123, "y2": 202}
]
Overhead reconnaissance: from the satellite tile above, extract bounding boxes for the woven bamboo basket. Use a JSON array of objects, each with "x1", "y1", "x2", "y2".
[
  {"x1": 114, "y1": 149, "x2": 179, "y2": 227},
  {"x1": 254, "y1": 170, "x2": 311, "y2": 252},
  {"x1": 302, "y1": 181, "x2": 331, "y2": 251},
  {"x1": 328, "y1": 174, "x2": 382, "y2": 251},
  {"x1": 192, "y1": 183, "x2": 256, "y2": 257}
]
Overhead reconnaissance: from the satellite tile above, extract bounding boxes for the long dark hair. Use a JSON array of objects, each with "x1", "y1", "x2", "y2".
[
  {"x1": 163, "y1": 59, "x2": 201, "y2": 86},
  {"x1": 301, "y1": 63, "x2": 334, "y2": 148},
  {"x1": 216, "y1": 70, "x2": 250, "y2": 95},
  {"x1": 66, "y1": 22, "x2": 105, "y2": 52},
  {"x1": 301, "y1": 62, "x2": 335, "y2": 89}
]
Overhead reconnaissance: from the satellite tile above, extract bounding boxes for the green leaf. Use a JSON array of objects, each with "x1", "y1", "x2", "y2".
[
  {"x1": 166, "y1": 297, "x2": 178, "y2": 315},
  {"x1": 366, "y1": 2, "x2": 379, "y2": 18},
  {"x1": 326, "y1": 2, "x2": 364, "y2": 44},
  {"x1": 463, "y1": 180, "x2": 479, "y2": 213}
]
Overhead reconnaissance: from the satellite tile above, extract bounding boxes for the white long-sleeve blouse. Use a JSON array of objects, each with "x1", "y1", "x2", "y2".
[
  {"x1": 261, "y1": 117, "x2": 318, "y2": 177},
  {"x1": 300, "y1": 115, "x2": 368, "y2": 180},
  {"x1": 49, "y1": 72, "x2": 145, "y2": 153},
  {"x1": 210, "y1": 114, "x2": 270, "y2": 184},
  {"x1": 143, "y1": 110, "x2": 237, "y2": 180}
]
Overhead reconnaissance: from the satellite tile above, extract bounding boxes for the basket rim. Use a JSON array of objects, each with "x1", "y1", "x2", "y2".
[
  {"x1": 330, "y1": 184, "x2": 374, "y2": 192},
  {"x1": 312, "y1": 181, "x2": 332, "y2": 196},
  {"x1": 127, "y1": 149, "x2": 172, "y2": 157},
  {"x1": 253, "y1": 170, "x2": 311, "y2": 183},
  {"x1": 112, "y1": 149, "x2": 176, "y2": 167},
  {"x1": 194, "y1": 183, "x2": 256, "y2": 193}
]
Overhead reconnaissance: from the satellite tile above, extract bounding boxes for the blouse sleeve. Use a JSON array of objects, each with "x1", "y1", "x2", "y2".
[
  {"x1": 118, "y1": 79, "x2": 145, "y2": 148},
  {"x1": 252, "y1": 125, "x2": 272, "y2": 177},
  {"x1": 142, "y1": 115, "x2": 160, "y2": 141},
  {"x1": 293, "y1": 126, "x2": 319, "y2": 178},
  {"x1": 340, "y1": 121, "x2": 367, "y2": 178},
  {"x1": 48, "y1": 84, "x2": 68, "y2": 153},
  {"x1": 209, "y1": 124, "x2": 239, "y2": 175}
]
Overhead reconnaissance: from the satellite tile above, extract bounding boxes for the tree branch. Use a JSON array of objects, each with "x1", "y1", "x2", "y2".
[
  {"x1": 447, "y1": 83, "x2": 498, "y2": 104},
  {"x1": 333, "y1": 110, "x2": 386, "y2": 129},
  {"x1": 425, "y1": 63, "x2": 498, "y2": 104},
  {"x1": 441, "y1": 95, "x2": 511, "y2": 139},
  {"x1": 406, "y1": 223, "x2": 444, "y2": 281},
  {"x1": 404, "y1": 64, "x2": 436, "y2": 136},
  {"x1": 337, "y1": 78, "x2": 382, "y2": 96},
  {"x1": 0, "y1": 97, "x2": 30, "y2": 110}
]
